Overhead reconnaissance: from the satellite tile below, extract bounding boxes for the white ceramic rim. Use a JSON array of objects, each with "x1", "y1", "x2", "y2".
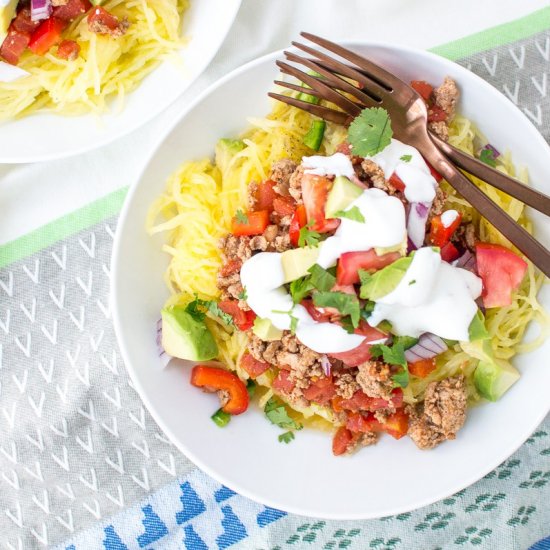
[{"x1": 112, "y1": 42, "x2": 550, "y2": 519}]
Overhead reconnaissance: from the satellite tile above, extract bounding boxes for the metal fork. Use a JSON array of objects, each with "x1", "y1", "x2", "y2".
[{"x1": 269, "y1": 32, "x2": 550, "y2": 278}]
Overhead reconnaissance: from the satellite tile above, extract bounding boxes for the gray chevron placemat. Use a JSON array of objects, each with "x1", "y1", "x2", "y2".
[{"x1": 1, "y1": 8, "x2": 550, "y2": 550}]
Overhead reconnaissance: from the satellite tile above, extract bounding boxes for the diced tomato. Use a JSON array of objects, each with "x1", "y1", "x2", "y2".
[
  {"x1": 429, "y1": 212, "x2": 462, "y2": 247},
  {"x1": 332, "y1": 426, "x2": 358, "y2": 456},
  {"x1": 329, "y1": 322, "x2": 387, "y2": 367},
  {"x1": 338, "y1": 388, "x2": 403, "y2": 412},
  {"x1": 29, "y1": 17, "x2": 66, "y2": 56},
  {"x1": 428, "y1": 105, "x2": 448, "y2": 122},
  {"x1": 408, "y1": 358, "x2": 437, "y2": 378},
  {"x1": 87, "y1": 6, "x2": 120, "y2": 34},
  {"x1": 272, "y1": 369, "x2": 295, "y2": 393},
  {"x1": 57, "y1": 39, "x2": 80, "y2": 60},
  {"x1": 336, "y1": 249, "x2": 401, "y2": 285},
  {"x1": 347, "y1": 409, "x2": 409, "y2": 439},
  {"x1": 441, "y1": 241, "x2": 460, "y2": 262},
  {"x1": 289, "y1": 205, "x2": 307, "y2": 247},
  {"x1": 12, "y1": 8, "x2": 41, "y2": 33},
  {"x1": 303, "y1": 376, "x2": 336, "y2": 405},
  {"x1": 301, "y1": 173, "x2": 340, "y2": 233},
  {"x1": 475, "y1": 243, "x2": 528, "y2": 308},
  {"x1": 240, "y1": 353, "x2": 270, "y2": 379},
  {"x1": 411, "y1": 80, "x2": 433, "y2": 101},
  {"x1": 336, "y1": 141, "x2": 352, "y2": 155},
  {"x1": 389, "y1": 172, "x2": 406, "y2": 192},
  {"x1": 425, "y1": 160, "x2": 443, "y2": 183},
  {"x1": 219, "y1": 259, "x2": 242, "y2": 277},
  {"x1": 0, "y1": 28, "x2": 30, "y2": 65},
  {"x1": 54, "y1": 0, "x2": 92, "y2": 21},
  {"x1": 190, "y1": 366, "x2": 249, "y2": 414},
  {"x1": 254, "y1": 180, "x2": 277, "y2": 211},
  {"x1": 218, "y1": 300, "x2": 256, "y2": 331},
  {"x1": 273, "y1": 196, "x2": 296, "y2": 217},
  {"x1": 231, "y1": 210, "x2": 269, "y2": 236},
  {"x1": 300, "y1": 299, "x2": 332, "y2": 323}
]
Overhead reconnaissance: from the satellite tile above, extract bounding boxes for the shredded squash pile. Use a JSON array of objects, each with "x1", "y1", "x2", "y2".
[
  {"x1": 147, "y1": 100, "x2": 549, "y2": 427},
  {"x1": 0, "y1": 0, "x2": 187, "y2": 119}
]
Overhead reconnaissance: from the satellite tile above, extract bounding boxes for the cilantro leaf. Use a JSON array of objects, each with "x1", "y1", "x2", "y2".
[
  {"x1": 298, "y1": 221, "x2": 321, "y2": 248},
  {"x1": 340, "y1": 316, "x2": 356, "y2": 334},
  {"x1": 289, "y1": 277, "x2": 314, "y2": 304},
  {"x1": 408, "y1": 279, "x2": 416, "y2": 286},
  {"x1": 264, "y1": 397, "x2": 303, "y2": 430},
  {"x1": 479, "y1": 148, "x2": 497, "y2": 168},
  {"x1": 308, "y1": 264, "x2": 336, "y2": 292},
  {"x1": 238, "y1": 288, "x2": 248, "y2": 300},
  {"x1": 271, "y1": 309, "x2": 299, "y2": 334},
  {"x1": 185, "y1": 297, "x2": 234, "y2": 326},
  {"x1": 360, "y1": 300, "x2": 375, "y2": 321},
  {"x1": 313, "y1": 291, "x2": 360, "y2": 328},
  {"x1": 206, "y1": 301, "x2": 234, "y2": 326},
  {"x1": 278, "y1": 431, "x2": 296, "y2": 444},
  {"x1": 400, "y1": 154, "x2": 412, "y2": 162},
  {"x1": 348, "y1": 107, "x2": 393, "y2": 156},
  {"x1": 392, "y1": 335, "x2": 419, "y2": 350},
  {"x1": 370, "y1": 342, "x2": 409, "y2": 388},
  {"x1": 185, "y1": 297, "x2": 206, "y2": 322},
  {"x1": 235, "y1": 209, "x2": 249, "y2": 224},
  {"x1": 333, "y1": 206, "x2": 365, "y2": 223}
]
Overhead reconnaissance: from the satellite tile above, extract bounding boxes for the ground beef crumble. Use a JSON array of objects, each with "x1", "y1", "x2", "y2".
[
  {"x1": 270, "y1": 159, "x2": 297, "y2": 196},
  {"x1": 407, "y1": 375, "x2": 467, "y2": 450},
  {"x1": 356, "y1": 360, "x2": 395, "y2": 401}
]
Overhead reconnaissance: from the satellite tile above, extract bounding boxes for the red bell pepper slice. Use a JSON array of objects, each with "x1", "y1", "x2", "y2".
[
  {"x1": 440, "y1": 241, "x2": 460, "y2": 263},
  {"x1": 475, "y1": 243, "x2": 528, "y2": 308},
  {"x1": 190, "y1": 366, "x2": 249, "y2": 415},
  {"x1": 429, "y1": 212, "x2": 462, "y2": 247},
  {"x1": 218, "y1": 300, "x2": 256, "y2": 331},
  {"x1": 240, "y1": 353, "x2": 270, "y2": 379},
  {"x1": 301, "y1": 173, "x2": 340, "y2": 233},
  {"x1": 29, "y1": 17, "x2": 66, "y2": 56},
  {"x1": 332, "y1": 426, "x2": 359, "y2": 456},
  {"x1": 336, "y1": 249, "x2": 402, "y2": 285},
  {"x1": 289, "y1": 204, "x2": 307, "y2": 246},
  {"x1": 411, "y1": 80, "x2": 433, "y2": 101},
  {"x1": 408, "y1": 357, "x2": 437, "y2": 378},
  {"x1": 231, "y1": 210, "x2": 269, "y2": 236}
]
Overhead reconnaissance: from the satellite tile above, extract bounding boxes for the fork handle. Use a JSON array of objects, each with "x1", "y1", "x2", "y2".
[
  {"x1": 423, "y1": 144, "x2": 550, "y2": 278},
  {"x1": 430, "y1": 133, "x2": 550, "y2": 217}
]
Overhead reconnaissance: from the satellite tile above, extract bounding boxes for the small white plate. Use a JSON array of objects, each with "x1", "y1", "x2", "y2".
[
  {"x1": 0, "y1": 0, "x2": 242, "y2": 163},
  {"x1": 112, "y1": 42, "x2": 550, "y2": 519}
]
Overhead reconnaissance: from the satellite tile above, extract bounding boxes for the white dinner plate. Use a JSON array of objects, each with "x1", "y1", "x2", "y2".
[
  {"x1": 111, "y1": 42, "x2": 550, "y2": 519},
  {"x1": 0, "y1": 0, "x2": 242, "y2": 164}
]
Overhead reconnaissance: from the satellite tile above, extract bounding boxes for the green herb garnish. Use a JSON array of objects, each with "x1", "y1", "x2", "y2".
[
  {"x1": 211, "y1": 409, "x2": 231, "y2": 428},
  {"x1": 479, "y1": 148, "x2": 497, "y2": 168},
  {"x1": 185, "y1": 296, "x2": 234, "y2": 326},
  {"x1": 370, "y1": 341, "x2": 409, "y2": 388},
  {"x1": 298, "y1": 221, "x2": 322, "y2": 248},
  {"x1": 264, "y1": 397, "x2": 303, "y2": 430},
  {"x1": 289, "y1": 277, "x2": 314, "y2": 304},
  {"x1": 238, "y1": 288, "x2": 248, "y2": 300},
  {"x1": 400, "y1": 154, "x2": 412, "y2": 162},
  {"x1": 313, "y1": 291, "x2": 360, "y2": 328},
  {"x1": 308, "y1": 264, "x2": 336, "y2": 292},
  {"x1": 272, "y1": 309, "x2": 299, "y2": 334},
  {"x1": 278, "y1": 431, "x2": 296, "y2": 444},
  {"x1": 235, "y1": 209, "x2": 249, "y2": 224},
  {"x1": 333, "y1": 206, "x2": 365, "y2": 223},
  {"x1": 348, "y1": 107, "x2": 393, "y2": 156}
]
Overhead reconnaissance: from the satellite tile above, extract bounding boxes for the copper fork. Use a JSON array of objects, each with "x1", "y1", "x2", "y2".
[{"x1": 269, "y1": 32, "x2": 550, "y2": 277}]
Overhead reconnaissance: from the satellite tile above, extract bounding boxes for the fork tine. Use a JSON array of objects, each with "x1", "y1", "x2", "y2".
[
  {"x1": 286, "y1": 50, "x2": 381, "y2": 110},
  {"x1": 290, "y1": 42, "x2": 387, "y2": 104},
  {"x1": 274, "y1": 79, "x2": 323, "y2": 99},
  {"x1": 301, "y1": 32, "x2": 407, "y2": 92},
  {"x1": 276, "y1": 59, "x2": 362, "y2": 116},
  {"x1": 267, "y1": 92, "x2": 350, "y2": 125}
]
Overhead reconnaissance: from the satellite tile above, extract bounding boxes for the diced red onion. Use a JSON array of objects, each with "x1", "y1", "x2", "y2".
[
  {"x1": 320, "y1": 354, "x2": 331, "y2": 376},
  {"x1": 455, "y1": 250, "x2": 477, "y2": 273},
  {"x1": 406, "y1": 237, "x2": 417, "y2": 253},
  {"x1": 404, "y1": 333, "x2": 448, "y2": 363},
  {"x1": 483, "y1": 143, "x2": 500, "y2": 159},
  {"x1": 156, "y1": 318, "x2": 172, "y2": 368},
  {"x1": 31, "y1": 0, "x2": 52, "y2": 21},
  {"x1": 407, "y1": 201, "x2": 432, "y2": 248}
]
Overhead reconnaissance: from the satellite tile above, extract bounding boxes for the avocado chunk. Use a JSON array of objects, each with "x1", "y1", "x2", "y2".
[
  {"x1": 281, "y1": 246, "x2": 319, "y2": 283},
  {"x1": 359, "y1": 256, "x2": 413, "y2": 301},
  {"x1": 253, "y1": 317, "x2": 283, "y2": 341},
  {"x1": 161, "y1": 306, "x2": 218, "y2": 361},
  {"x1": 215, "y1": 138, "x2": 246, "y2": 174},
  {"x1": 375, "y1": 238, "x2": 408, "y2": 257},
  {"x1": 468, "y1": 310, "x2": 490, "y2": 341},
  {"x1": 461, "y1": 338, "x2": 520, "y2": 401},
  {"x1": 325, "y1": 176, "x2": 364, "y2": 218}
]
